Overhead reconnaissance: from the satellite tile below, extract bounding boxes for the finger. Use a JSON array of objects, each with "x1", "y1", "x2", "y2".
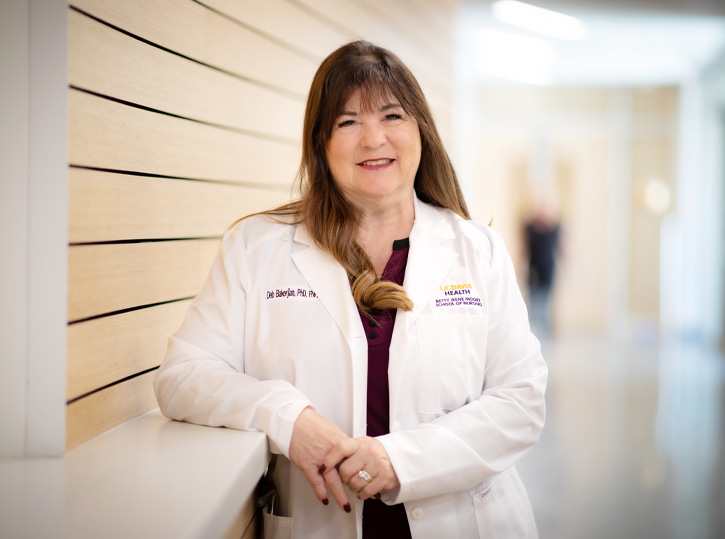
[
  {"x1": 357, "y1": 475, "x2": 386, "y2": 501},
  {"x1": 301, "y1": 464, "x2": 330, "y2": 505},
  {"x1": 321, "y1": 438, "x2": 360, "y2": 473},
  {"x1": 353, "y1": 466, "x2": 384, "y2": 498},
  {"x1": 322, "y1": 467, "x2": 351, "y2": 513},
  {"x1": 348, "y1": 470, "x2": 371, "y2": 497},
  {"x1": 338, "y1": 453, "x2": 368, "y2": 485}
]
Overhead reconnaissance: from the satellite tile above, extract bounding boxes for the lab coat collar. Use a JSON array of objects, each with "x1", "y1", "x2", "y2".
[
  {"x1": 291, "y1": 222, "x2": 368, "y2": 437},
  {"x1": 290, "y1": 195, "x2": 459, "y2": 437},
  {"x1": 291, "y1": 194, "x2": 459, "y2": 330},
  {"x1": 404, "y1": 195, "x2": 459, "y2": 324},
  {"x1": 391, "y1": 194, "x2": 459, "y2": 424},
  {"x1": 291, "y1": 225, "x2": 364, "y2": 346}
]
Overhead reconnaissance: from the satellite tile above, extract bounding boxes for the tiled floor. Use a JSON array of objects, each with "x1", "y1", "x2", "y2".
[{"x1": 517, "y1": 333, "x2": 725, "y2": 539}]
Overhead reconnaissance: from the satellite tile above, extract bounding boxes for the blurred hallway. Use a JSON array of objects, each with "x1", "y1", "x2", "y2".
[
  {"x1": 456, "y1": 5, "x2": 725, "y2": 534},
  {"x1": 518, "y1": 333, "x2": 725, "y2": 539}
]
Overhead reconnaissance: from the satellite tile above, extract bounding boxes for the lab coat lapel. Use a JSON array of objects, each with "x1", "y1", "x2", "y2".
[
  {"x1": 290, "y1": 225, "x2": 364, "y2": 348},
  {"x1": 389, "y1": 198, "x2": 458, "y2": 417},
  {"x1": 402, "y1": 197, "x2": 458, "y2": 326},
  {"x1": 291, "y1": 225, "x2": 369, "y2": 437}
]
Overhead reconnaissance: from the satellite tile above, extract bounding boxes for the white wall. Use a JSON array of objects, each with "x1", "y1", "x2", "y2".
[
  {"x1": 0, "y1": 0, "x2": 67, "y2": 458},
  {"x1": 699, "y1": 53, "x2": 725, "y2": 344},
  {"x1": 0, "y1": 0, "x2": 30, "y2": 458},
  {"x1": 662, "y1": 49, "x2": 725, "y2": 344}
]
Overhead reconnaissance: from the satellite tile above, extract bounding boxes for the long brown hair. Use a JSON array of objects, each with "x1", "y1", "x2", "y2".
[{"x1": 258, "y1": 41, "x2": 469, "y2": 317}]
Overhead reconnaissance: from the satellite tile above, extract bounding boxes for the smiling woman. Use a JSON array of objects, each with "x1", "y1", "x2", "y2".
[
  {"x1": 325, "y1": 92, "x2": 422, "y2": 218},
  {"x1": 154, "y1": 40, "x2": 547, "y2": 539}
]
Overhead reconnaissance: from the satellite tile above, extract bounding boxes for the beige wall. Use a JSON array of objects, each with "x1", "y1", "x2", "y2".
[
  {"x1": 1, "y1": 0, "x2": 68, "y2": 458},
  {"x1": 66, "y1": 0, "x2": 459, "y2": 450},
  {"x1": 468, "y1": 86, "x2": 678, "y2": 335}
]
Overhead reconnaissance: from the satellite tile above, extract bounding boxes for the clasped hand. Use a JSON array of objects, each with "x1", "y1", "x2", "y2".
[{"x1": 288, "y1": 407, "x2": 400, "y2": 512}]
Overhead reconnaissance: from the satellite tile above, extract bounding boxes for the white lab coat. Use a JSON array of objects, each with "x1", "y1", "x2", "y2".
[{"x1": 155, "y1": 195, "x2": 547, "y2": 539}]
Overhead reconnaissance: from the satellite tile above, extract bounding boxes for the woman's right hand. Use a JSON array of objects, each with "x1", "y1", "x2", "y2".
[{"x1": 288, "y1": 406, "x2": 351, "y2": 512}]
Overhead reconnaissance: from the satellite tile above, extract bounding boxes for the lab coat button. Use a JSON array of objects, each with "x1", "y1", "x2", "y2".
[{"x1": 411, "y1": 507, "x2": 424, "y2": 520}]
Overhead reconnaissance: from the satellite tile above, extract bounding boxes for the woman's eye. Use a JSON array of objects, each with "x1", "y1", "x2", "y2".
[
  {"x1": 385, "y1": 113, "x2": 403, "y2": 121},
  {"x1": 337, "y1": 119, "x2": 356, "y2": 128}
]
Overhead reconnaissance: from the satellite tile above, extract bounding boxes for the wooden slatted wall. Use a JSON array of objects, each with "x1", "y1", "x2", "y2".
[{"x1": 66, "y1": 0, "x2": 457, "y2": 455}]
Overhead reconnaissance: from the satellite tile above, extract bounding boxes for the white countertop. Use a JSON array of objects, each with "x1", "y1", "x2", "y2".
[{"x1": 0, "y1": 409, "x2": 270, "y2": 539}]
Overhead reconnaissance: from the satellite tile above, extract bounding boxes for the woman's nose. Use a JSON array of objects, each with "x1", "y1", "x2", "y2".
[{"x1": 359, "y1": 123, "x2": 386, "y2": 149}]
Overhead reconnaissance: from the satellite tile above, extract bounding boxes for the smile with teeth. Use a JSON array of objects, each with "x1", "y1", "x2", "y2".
[{"x1": 358, "y1": 158, "x2": 394, "y2": 166}]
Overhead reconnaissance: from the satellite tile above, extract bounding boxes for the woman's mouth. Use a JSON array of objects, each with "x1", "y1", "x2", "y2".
[{"x1": 358, "y1": 158, "x2": 395, "y2": 169}]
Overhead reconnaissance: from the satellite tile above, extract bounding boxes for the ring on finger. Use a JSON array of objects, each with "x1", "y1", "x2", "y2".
[{"x1": 357, "y1": 469, "x2": 373, "y2": 483}]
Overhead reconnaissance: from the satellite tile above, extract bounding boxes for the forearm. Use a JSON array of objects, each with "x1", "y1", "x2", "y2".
[
  {"x1": 377, "y1": 360, "x2": 547, "y2": 504},
  {"x1": 155, "y1": 338, "x2": 311, "y2": 456}
]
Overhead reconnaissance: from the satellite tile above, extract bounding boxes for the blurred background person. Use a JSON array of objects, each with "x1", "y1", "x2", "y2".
[{"x1": 523, "y1": 189, "x2": 561, "y2": 340}]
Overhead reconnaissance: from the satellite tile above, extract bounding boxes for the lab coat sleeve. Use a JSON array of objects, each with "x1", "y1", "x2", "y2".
[
  {"x1": 377, "y1": 229, "x2": 547, "y2": 504},
  {"x1": 154, "y1": 224, "x2": 311, "y2": 457}
]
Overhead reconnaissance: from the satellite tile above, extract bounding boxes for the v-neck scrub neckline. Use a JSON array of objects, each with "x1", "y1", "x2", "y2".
[{"x1": 357, "y1": 238, "x2": 413, "y2": 539}]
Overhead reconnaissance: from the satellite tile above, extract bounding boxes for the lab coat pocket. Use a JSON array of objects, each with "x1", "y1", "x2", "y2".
[
  {"x1": 471, "y1": 467, "x2": 537, "y2": 538},
  {"x1": 416, "y1": 314, "x2": 487, "y2": 415},
  {"x1": 262, "y1": 509, "x2": 292, "y2": 539}
]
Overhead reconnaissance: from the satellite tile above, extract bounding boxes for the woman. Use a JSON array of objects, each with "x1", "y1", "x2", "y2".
[{"x1": 155, "y1": 40, "x2": 547, "y2": 538}]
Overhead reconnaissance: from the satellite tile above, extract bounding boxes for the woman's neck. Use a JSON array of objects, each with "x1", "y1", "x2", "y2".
[{"x1": 354, "y1": 195, "x2": 415, "y2": 277}]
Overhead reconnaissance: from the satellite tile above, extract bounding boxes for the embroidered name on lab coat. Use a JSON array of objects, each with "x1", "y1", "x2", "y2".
[
  {"x1": 435, "y1": 283, "x2": 482, "y2": 308},
  {"x1": 266, "y1": 288, "x2": 318, "y2": 300}
]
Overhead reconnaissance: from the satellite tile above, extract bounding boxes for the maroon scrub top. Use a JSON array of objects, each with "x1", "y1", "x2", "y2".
[{"x1": 357, "y1": 238, "x2": 412, "y2": 539}]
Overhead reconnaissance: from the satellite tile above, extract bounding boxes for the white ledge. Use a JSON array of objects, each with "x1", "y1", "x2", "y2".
[{"x1": 0, "y1": 409, "x2": 270, "y2": 539}]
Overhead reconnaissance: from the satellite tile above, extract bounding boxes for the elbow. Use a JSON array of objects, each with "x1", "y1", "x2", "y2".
[
  {"x1": 153, "y1": 365, "x2": 181, "y2": 421},
  {"x1": 529, "y1": 396, "x2": 546, "y2": 446},
  {"x1": 527, "y1": 377, "x2": 548, "y2": 448},
  {"x1": 515, "y1": 364, "x2": 548, "y2": 449}
]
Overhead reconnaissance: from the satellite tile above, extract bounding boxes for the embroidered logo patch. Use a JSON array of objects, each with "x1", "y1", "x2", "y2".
[
  {"x1": 440, "y1": 283, "x2": 473, "y2": 295},
  {"x1": 435, "y1": 283, "x2": 482, "y2": 308}
]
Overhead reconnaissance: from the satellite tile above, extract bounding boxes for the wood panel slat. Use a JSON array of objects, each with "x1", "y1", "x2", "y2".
[
  {"x1": 357, "y1": 0, "x2": 451, "y2": 62},
  {"x1": 69, "y1": 10, "x2": 304, "y2": 140},
  {"x1": 66, "y1": 371, "x2": 158, "y2": 450},
  {"x1": 69, "y1": 89, "x2": 301, "y2": 184},
  {"x1": 68, "y1": 239, "x2": 219, "y2": 322},
  {"x1": 70, "y1": 0, "x2": 317, "y2": 94},
  {"x1": 67, "y1": 300, "x2": 192, "y2": 401},
  {"x1": 69, "y1": 168, "x2": 291, "y2": 243},
  {"x1": 293, "y1": 0, "x2": 450, "y2": 106},
  {"x1": 398, "y1": 0, "x2": 456, "y2": 44},
  {"x1": 203, "y1": 0, "x2": 350, "y2": 59}
]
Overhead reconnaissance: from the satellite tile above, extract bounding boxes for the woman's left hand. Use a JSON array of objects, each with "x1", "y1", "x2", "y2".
[{"x1": 321, "y1": 436, "x2": 400, "y2": 500}]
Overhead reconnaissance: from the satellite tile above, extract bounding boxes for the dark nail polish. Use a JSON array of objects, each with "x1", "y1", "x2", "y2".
[
  {"x1": 322, "y1": 498, "x2": 329, "y2": 506},
  {"x1": 318, "y1": 464, "x2": 326, "y2": 474},
  {"x1": 344, "y1": 503, "x2": 351, "y2": 513}
]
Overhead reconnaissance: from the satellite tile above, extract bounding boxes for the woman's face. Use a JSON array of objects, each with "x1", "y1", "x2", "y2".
[{"x1": 325, "y1": 89, "x2": 421, "y2": 208}]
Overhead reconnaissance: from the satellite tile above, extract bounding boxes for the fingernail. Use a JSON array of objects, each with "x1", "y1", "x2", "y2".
[
  {"x1": 344, "y1": 503, "x2": 351, "y2": 513},
  {"x1": 322, "y1": 498, "x2": 329, "y2": 506},
  {"x1": 318, "y1": 464, "x2": 326, "y2": 474}
]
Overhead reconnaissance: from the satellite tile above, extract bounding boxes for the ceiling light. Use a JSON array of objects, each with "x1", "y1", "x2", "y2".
[
  {"x1": 644, "y1": 178, "x2": 671, "y2": 215},
  {"x1": 492, "y1": 0, "x2": 586, "y2": 40}
]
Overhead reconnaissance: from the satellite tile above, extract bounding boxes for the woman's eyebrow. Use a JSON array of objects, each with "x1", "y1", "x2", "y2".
[
  {"x1": 380, "y1": 102, "x2": 402, "y2": 111},
  {"x1": 338, "y1": 103, "x2": 401, "y2": 116}
]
